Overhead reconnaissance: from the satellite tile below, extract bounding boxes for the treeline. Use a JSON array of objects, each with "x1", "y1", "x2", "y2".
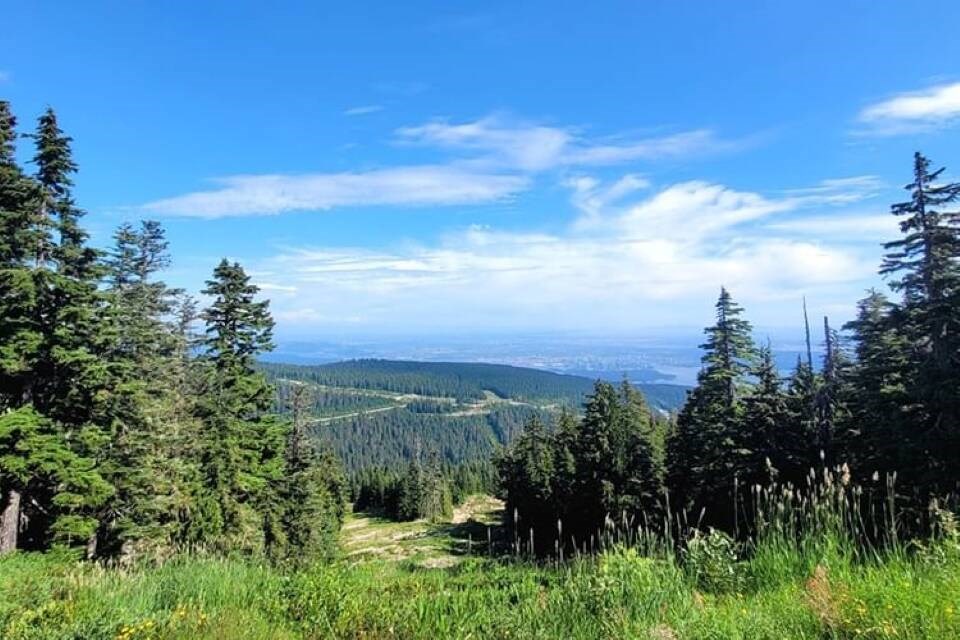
[
  {"x1": 261, "y1": 359, "x2": 598, "y2": 404},
  {"x1": 352, "y1": 460, "x2": 494, "y2": 521},
  {"x1": 0, "y1": 102, "x2": 345, "y2": 562},
  {"x1": 498, "y1": 152, "x2": 960, "y2": 548}
]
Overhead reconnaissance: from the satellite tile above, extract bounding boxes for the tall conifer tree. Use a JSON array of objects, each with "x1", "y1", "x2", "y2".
[
  {"x1": 197, "y1": 259, "x2": 281, "y2": 551},
  {"x1": 666, "y1": 288, "x2": 756, "y2": 528},
  {"x1": 880, "y1": 153, "x2": 960, "y2": 492}
]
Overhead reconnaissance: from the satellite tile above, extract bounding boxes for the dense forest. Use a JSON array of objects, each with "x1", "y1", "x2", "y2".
[
  {"x1": 0, "y1": 102, "x2": 345, "y2": 562},
  {"x1": 322, "y1": 404, "x2": 546, "y2": 473}
]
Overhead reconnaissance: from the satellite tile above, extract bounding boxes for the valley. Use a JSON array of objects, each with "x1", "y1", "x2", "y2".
[{"x1": 261, "y1": 359, "x2": 689, "y2": 474}]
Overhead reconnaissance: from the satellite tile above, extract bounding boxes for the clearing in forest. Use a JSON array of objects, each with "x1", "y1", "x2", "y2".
[{"x1": 340, "y1": 495, "x2": 504, "y2": 567}]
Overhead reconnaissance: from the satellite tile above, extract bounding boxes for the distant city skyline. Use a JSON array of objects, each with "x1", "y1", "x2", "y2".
[{"x1": 3, "y1": 2, "x2": 960, "y2": 334}]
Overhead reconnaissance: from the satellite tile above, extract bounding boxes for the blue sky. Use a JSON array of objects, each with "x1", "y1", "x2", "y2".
[{"x1": 3, "y1": 1, "x2": 960, "y2": 338}]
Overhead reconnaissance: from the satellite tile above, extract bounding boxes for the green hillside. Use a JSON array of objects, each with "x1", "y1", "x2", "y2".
[
  {"x1": 260, "y1": 359, "x2": 689, "y2": 411},
  {"x1": 260, "y1": 359, "x2": 687, "y2": 475}
]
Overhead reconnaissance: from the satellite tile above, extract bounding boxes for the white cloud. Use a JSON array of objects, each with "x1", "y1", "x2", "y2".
[
  {"x1": 143, "y1": 113, "x2": 751, "y2": 218},
  {"x1": 765, "y1": 212, "x2": 897, "y2": 239},
  {"x1": 567, "y1": 173, "x2": 649, "y2": 220},
  {"x1": 0, "y1": 71, "x2": 9, "y2": 83},
  {"x1": 256, "y1": 177, "x2": 882, "y2": 332},
  {"x1": 783, "y1": 176, "x2": 883, "y2": 205},
  {"x1": 566, "y1": 129, "x2": 733, "y2": 165},
  {"x1": 396, "y1": 115, "x2": 738, "y2": 171},
  {"x1": 343, "y1": 105, "x2": 384, "y2": 116},
  {"x1": 857, "y1": 82, "x2": 960, "y2": 134},
  {"x1": 141, "y1": 166, "x2": 528, "y2": 217},
  {"x1": 397, "y1": 116, "x2": 572, "y2": 171},
  {"x1": 254, "y1": 282, "x2": 298, "y2": 293},
  {"x1": 615, "y1": 181, "x2": 792, "y2": 242}
]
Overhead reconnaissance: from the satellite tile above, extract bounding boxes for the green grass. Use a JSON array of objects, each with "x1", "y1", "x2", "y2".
[
  {"x1": 2, "y1": 538, "x2": 959, "y2": 639},
  {"x1": 3, "y1": 480, "x2": 959, "y2": 640},
  {"x1": 340, "y1": 495, "x2": 503, "y2": 566}
]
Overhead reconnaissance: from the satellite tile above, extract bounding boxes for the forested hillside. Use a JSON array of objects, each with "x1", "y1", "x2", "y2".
[
  {"x1": 323, "y1": 405, "x2": 547, "y2": 472},
  {"x1": 262, "y1": 359, "x2": 689, "y2": 410},
  {"x1": 262, "y1": 359, "x2": 684, "y2": 479}
]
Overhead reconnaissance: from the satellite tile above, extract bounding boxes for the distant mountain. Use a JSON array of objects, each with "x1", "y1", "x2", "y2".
[{"x1": 260, "y1": 358, "x2": 689, "y2": 412}]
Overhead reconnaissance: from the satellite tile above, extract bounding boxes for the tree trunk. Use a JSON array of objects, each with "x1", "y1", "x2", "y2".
[
  {"x1": 0, "y1": 488, "x2": 22, "y2": 554},
  {"x1": 85, "y1": 530, "x2": 99, "y2": 560}
]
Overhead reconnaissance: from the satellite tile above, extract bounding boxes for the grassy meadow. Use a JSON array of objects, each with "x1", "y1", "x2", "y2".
[{"x1": 2, "y1": 487, "x2": 959, "y2": 640}]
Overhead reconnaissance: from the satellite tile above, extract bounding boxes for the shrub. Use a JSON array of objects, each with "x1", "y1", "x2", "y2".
[{"x1": 683, "y1": 528, "x2": 741, "y2": 593}]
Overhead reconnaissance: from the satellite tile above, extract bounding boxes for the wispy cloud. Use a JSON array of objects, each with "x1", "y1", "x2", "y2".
[
  {"x1": 343, "y1": 104, "x2": 384, "y2": 116},
  {"x1": 142, "y1": 113, "x2": 750, "y2": 218},
  {"x1": 255, "y1": 176, "x2": 883, "y2": 332},
  {"x1": 856, "y1": 81, "x2": 960, "y2": 135},
  {"x1": 141, "y1": 166, "x2": 528, "y2": 218},
  {"x1": 396, "y1": 115, "x2": 741, "y2": 171},
  {"x1": 0, "y1": 71, "x2": 10, "y2": 83},
  {"x1": 764, "y1": 212, "x2": 897, "y2": 239},
  {"x1": 254, "y1": 282, "x2": 299, "y2": 293},
  {"x1": 567, "y1": 174, "x2": 650, "y2": 220},
  {"x1": 396, "y1": 116, "x2": 572, "y2": 171}
]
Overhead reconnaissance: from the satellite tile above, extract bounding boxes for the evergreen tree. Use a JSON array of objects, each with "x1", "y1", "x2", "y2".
[
  {"x1": 738, "y1": 344, "x2": 790, "y2": 489},
  {"x1": 1, "y1": 106, "x2": 112, "y2": 555},
  {"x1": 497, "y1": 415, "x2": 556, "y2": 548},
  {"x1": 879, "y1": 153, "x2": 960, "y2": 493},
  {"x1": 815, "y1": 317, "x2": 853, "y2": 467},
  {"x1": 95, "y1": 221, "x2": 197, "y2": 555},
  {"x1": 0, "y1": 101, "x2": 36, "y2": 269},
  {"x1": 613, "y1": 380, "x2": 662, "y2": 517},
  {"x1": 196, "y1": 259, "x2": 280, "y2": 552},
  {"x1": 842, "y1": 291, "x2": 913, "y2": 481},
  {"x1": 572, "y1": 381, "x2": 620, "y2": 531},
  {"x1": 276, "y1": 384, "x2": 346, "y2": 563},
  {"x1": 395, "y1": 442, "x2": 451, "y2": 522},
  {"x1": 784, "y1": 355, "x2": 819, "y2": 481},
  {"x1": 550, "y1": 409, "x2": 579, "y2": 522},
  {"x1": 666, "y1": 288, "x2": 756, "y2": 529}
]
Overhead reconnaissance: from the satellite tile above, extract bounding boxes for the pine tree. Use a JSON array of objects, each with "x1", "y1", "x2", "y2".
[
  {"x1": 1, "y1": 106, "x2": 113, "y2": 555},
  {"x1": 0, "y1": 407, "x2": 112, "y2": 551},
  {"x1": 815, "y1": 317, "x2": 853, "y2": 466},
  {"x1": 550, "y1": 409, "x2": 579, "y2": 522},
  {"x1": 614, "y1": 380, "x2": 662, "y2": 517},
  {"x1": 879, "y1": 153, "x2": 960, "y2": 493},
  {"x1": 497, "y1": 414, "x2": 556, "y2": 546},
  {"x1": 0, "y1": 100, "x2": 40, "y2": 412},
  {"x1": 666, "y1": 288, "x2": 756, "y2": 529},
  {"x1": 94, "y1": 221, "x2": 196, "y2": 555},
  {"x1": 842, "y1": 290, "x2": 913, "y2": 481},
  {"x1": 197, "y1": 259, "x2": 280, "y2": 552},
  {"x1": 572, "y1": 381, "x2": 620, "y2": 532},
  {"x1": 0, "y1": 101, "x2": 36, "y2": 269},
  {"x1": 397, "y1": 450, "x2": 425, "y2": 521},
  {"x1": 738, "y1": 344, "x2": 790, "y2": 489},
  {"x1": 27, "y1": 108, "x2": 107, "y2": 429},
  {"x1": 395, "y1": 442, "x2": 451, "y2": 522},
  {"x1": 276, "y1": 384, "x2": 346, "y2": 563}
]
